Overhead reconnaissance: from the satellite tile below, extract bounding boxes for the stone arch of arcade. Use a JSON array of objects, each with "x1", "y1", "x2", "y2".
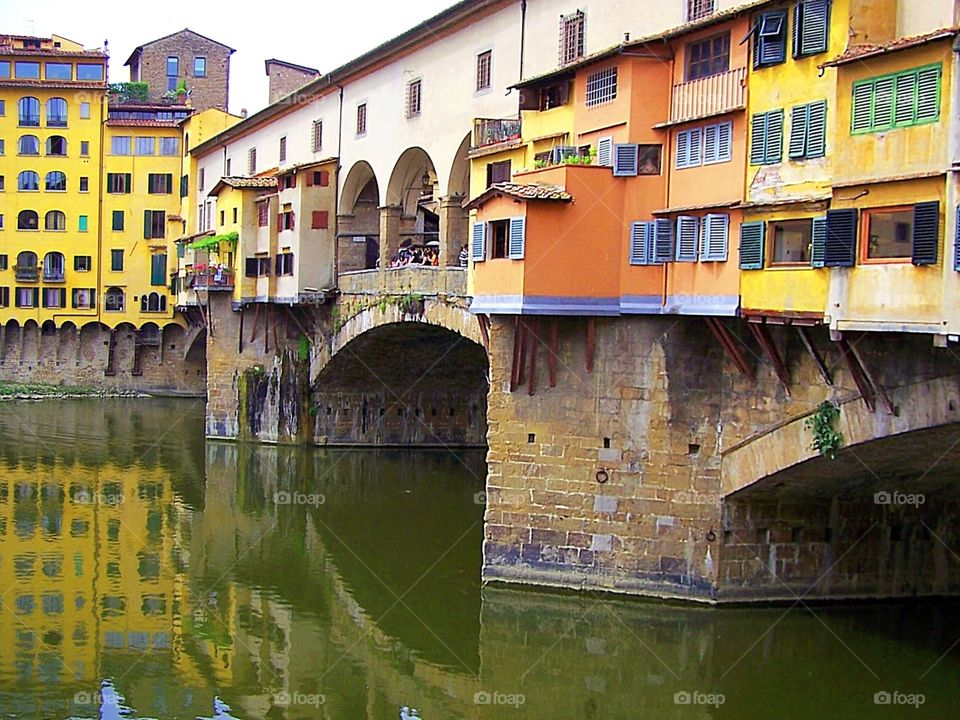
[{"x1": 310, "y1": 298, "x2": 488, "y2": 446}]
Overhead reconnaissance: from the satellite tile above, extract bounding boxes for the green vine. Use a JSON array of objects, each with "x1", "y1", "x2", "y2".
[
  {"x1": 805, "y1": 401, "x2": 842, "y2": 459},
  {"x1": 297, "y1": 336, "x2": 311, "y2": 362}
]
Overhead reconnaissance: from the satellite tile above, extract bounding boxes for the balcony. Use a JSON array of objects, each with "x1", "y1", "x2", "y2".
[
  {"x1": 186, "y1": 268, "x2": 235, "y2": 291},
  {"x1": 669, "y1": 67, "x2": 746, "y2": 125},
  {"x1": 15, "y1": 266, "x2": 39, "y2": 282},
  {"x1": 43, "y1": 270, "x2": 65, "y2": 282},
  {"x1": 473, "y1": 116, "x2": 522, "y2": 150}
]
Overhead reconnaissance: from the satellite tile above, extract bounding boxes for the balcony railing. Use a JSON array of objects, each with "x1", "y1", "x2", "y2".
[
  {"x1": 473, "y1": 116, "x2": 522, "y2": 150},
  {"x1": 15, "y1": 266, "x2": 39, "y2": 282},
  {"x1": 186, "y1": 269, "x2": 234, "y2": 290},
  {"x1": 670, "y1": 66, "x2": 746, "y2": 125},
  {"x1": 43, "y1": 270, "x2": 65, "y2": 282}
]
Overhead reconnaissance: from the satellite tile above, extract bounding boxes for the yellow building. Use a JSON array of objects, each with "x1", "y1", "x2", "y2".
[{"x1": 0, "y1": 34, "x2": 107, "y2": 325}]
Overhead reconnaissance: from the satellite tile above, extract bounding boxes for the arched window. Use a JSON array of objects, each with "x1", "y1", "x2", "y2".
[
  {"x1": 17, "y1": 251, "x2": 38, "y2": 268},
  {"x1": 43, "y1": 252, "x2": 65, "y2": 281},
  {"x1": 46, "y1": 136, "x2": 67, "y2": 156},
  {"x1": 46, "y1": 97, "x2": 67, "y2": 127},
  {"x1": 105, "y1": 287, "x2": 125, "y2": 312},
  {"x1": 44, "y1": 211, "x2": 66, "y2": 231},
  {"x1": 17, "y1": 210, "x2": 39, "y2": 230},
  {"x1": 18, "y1": 97, "x2": 40, "y2": 126},
  {"x1": 45, "y1": 171, "x2": 66, "y2": 191},
  {"x1": 141, "y1": 293, "x2": 167, "y2": 313},
  {"x1": 18, "y1": 135, "x2": 39, "y2": 155},
  {"x1": 18, "y1": 171, "x2": 39, "y2": 191}
]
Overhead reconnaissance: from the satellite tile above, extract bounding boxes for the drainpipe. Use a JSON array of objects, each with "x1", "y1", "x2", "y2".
[
  {"x1": 97, "y1": 89, "x2": 106, "y2": 325},
  {"x1": 519, "y1": 0, "x2": 527, "y2": 81},
  {"x1": 335, "y1": 83, "x2": 344, "y2": 286}
]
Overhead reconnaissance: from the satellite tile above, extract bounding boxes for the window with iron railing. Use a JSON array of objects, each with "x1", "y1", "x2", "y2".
[
  {"x1": 559, "y1": 11, "x2": 585, "y2": 66},
  {"x1": 687, "y1": 0, "x2": 715, "y2": 22},
  {"x1": 406, "y1": 79, "x2": 422, "y2": 118},
  {"x1": 585, "y1": 66, "x2": 617, "y2": 107}
]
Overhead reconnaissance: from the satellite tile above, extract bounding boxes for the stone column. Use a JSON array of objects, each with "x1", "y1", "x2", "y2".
[
  {"x1": 439, "y1": 195, "x2": 468, "y2": 268},
  {"x1": 378, "y1": 205, "x2": 403, "y2": 290}
]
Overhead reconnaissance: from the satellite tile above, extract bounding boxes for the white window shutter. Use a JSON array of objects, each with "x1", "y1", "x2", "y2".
[
  {"x1": 613, "y1": 143, "x2": 639, "y2": 176},
  {"x1": 508, "y1": 216, "x2": 526, "y2": 259},
  {"x1": 471, "y1": 221, "x2": 486, "y2": 262},
  {"x1": 688, "y1": 127, "x2": 703, "y2": 167},
  {"x1": 676, "y1": 130, "x2": 689, "y2": 169},
  {"x1": 702, "y1": 214, "x2": 729, "y2": 262},
  {"x1": 597, "y1": 136, "x2": 613, "y2": 167},
  {"x1": 916, "y1": 66, "x2": 941, "y2": 122},
  {"x1": 629, "y1": 221, "x2": 650, "y2": 265},
  {"x1": 675, "y1": 215, "x2": 699, "y2": 262},
  {"x1": 654, "y1": 218, "x2": 675, "y2": 263}
]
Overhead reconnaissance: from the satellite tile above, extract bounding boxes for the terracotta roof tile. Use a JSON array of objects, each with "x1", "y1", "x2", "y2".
[
  {"x1": 464, "y1": 182, "x2": 573, "y2": 211},
  {"x1": 220, "y1": 176, "x2": 278, "y2": 189},
  {"x1": 106, "y1": 119, "x2": 181, "y2": 127},
  {"x1": 820, "y1": 28, "x2": 958, "y2": 68},
  {"x1": 0, "y1": 79, "x2": 106, "y2": 89}
]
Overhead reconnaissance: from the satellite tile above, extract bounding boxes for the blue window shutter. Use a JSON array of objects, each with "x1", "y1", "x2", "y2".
[
  {"x1": 811, "y1": 215, "x2": 827, "y2": 267},
  {"x1": 654, "y1": 218, "x2": 675, "y2": 263},
  {"x1": 807, "y1": 100, "x2": 827, "y2": 158},
  {"x1": 676, "y1": 130, "x2": 691, "y2": 169},
  {"x1": 954, "y1": 204, "x2": 960, "y2": 272},
  {"x1": 613, "y1": 143, "x2": 639, "y2": 176},
  {"x1": 824, "y1": 208, "x2": 858, "y2": 267},
  {"x1": 750, "y1": 113, "x2": 767, "y2": 165},
  {"x1": 687, "y1": 127, "x2": 703, "y2": 167},
  {"x1": 799, "y1": 0, "x2": 830, "y2": 56},
  {"x1": 676, "y1": 216, "x2": 699, "y2": 262},
  {"x1": 765, "y1": 110, "x2": 784, "y2": 164},
  {"x1": 471, "y1": 221, "x2": 486, "y2": 262},
  {"x1": 788, "y1": 104, "x2": 809, "y2": 159},
  {"x1": 703, "y1": 124, "x2": 718, "y2": 164},
  {"x1": 757, "y1": 11, "x2": 787, "y2": 66},
  {"x1": 508, "y1": 216, "x2": 526, "y2": 259},
  {"x1": 739, "y1": 221, "x2": 765, "y2": 270},
  {"x1": 597, "y1": 136, "x2": 613, "y2": 167},
  {"x1": 702, "y1": 214, "x2": 729, "y2": 262},
  {"x1": 716, "y1": 122, "x2": 732, "y2": 162},
  {"x1": 629, "y1": 221, "x2": 649, "y2": 265},
  {"x1": 911, "y1": 201, "x2": 939, "y2": 266}
]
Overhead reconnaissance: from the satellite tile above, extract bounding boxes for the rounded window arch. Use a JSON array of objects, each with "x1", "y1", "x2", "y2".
[
  {"x1": 17, "y1": 251, "x2": 38, "y2": 268},
  {"x1": 141, "y1": 292, "x2": 167, "y2": 313},
  {"x1": 46, "y1": 97, "x2": 67, "y2": 127},
  {"x1": 105, "y1": 287, "x2": 125, "y2": 312},
  {"x1": 43, "y1": 252, "x2": 65, "y2": 280},
  {"x1": 18, "y1": 97, "x2": 40, "y2": 126},
  {"x1": 45, "y1": 171, "x2": 67, "y2": 191},
  {"x1": 18, "y1": 135, "x2": 40, "y2": 155},
  {"x1": 44, "y1": 211, "x2": 66, "y2": 231},
  {"x1": 18, "y1": 171, "x2": 40, "y2": 191},
  {"x1": 17, "y1": 210, "x2": 39, "y2": 230},
  {"x1": 46, "y1": 136, "x2": 67, "y2": 156}
]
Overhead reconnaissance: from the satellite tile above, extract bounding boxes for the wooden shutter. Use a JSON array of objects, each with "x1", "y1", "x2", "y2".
[
  {"x1": 151, "y1": 254, "x2": 167, "y2": 285},
  {"x1": 811, "y1": 215, "x2": 827, "y2": 267},
  {"x1": 701, "y1": 214, "x2": 729, "y2": 262},
  {"x1": 245, "y1": 257, "x2": 257, "y2": 277},
  {"x1": 799, "y1": 0, "x2": 830, "y2": 55},
  {"x1": 124, "y1": 173, "x2": 132, "y2": 193},
  {"x1": 916, "y1": 66, "x2": 941, "y2": 122},
  {"x1": 911, "y1": 201, "x2": 939, "y2": 266},
  {"x1": 143, "y1": 210, "x2": 151, "y2": 239},
  {"x1": 788, "y1": 104, "x2": 809, "y2": 159},
  {"x1": 824, "y1": 208, "x2": 858, "y2": 267},
  {"x1": 508, "y1": 217, "x2": 526, "y2": 259},
  {"x1": 676, "y1": 130, "x2": 691, "y2": 169},
  {"x1": 629, "y1": 221, "x2": 651, "y2": 265},
  {"x1": 320, "y1": 170, "x2": 330, "y2": 186},
  {"x1": 807, "y1": 101, "x2": 827, "y2": 158},
  {"x1": 597, "y1": 136, "x2": 613, "y2": 167},
  {"x1": 716, "y1": 122, "x2": 732, "y2": 162},
  {"x1": 675, "y1": 216, "x2": 699, "y2": 262},
  {"x1": 312, "y1": 211, "x2": 329, "y2": 229},
  {"x1": 471, "y1": 222, "x2": 486, "y2": 262},
  {"x1": 750, "y1": 113, "x2": 767, "y2": 165},
  {"x1": 275, "y1": 254, "x2": 282, "y2": 275},
  {"x1": 687, "y1": 127, "x2": 703, "y2": 167},
  {"x1": 654, "y1": 218, "x2": 674, "y2": 263},
  {"x1": 873, "y1": 77, "x2": 895, "y2": 128},
  {"x1": 739, "y1": 221, "x2": 765, "y2": 270},
  {"x1": 765, "y1": 110, "x2": 784, "y2": 164},
  {"x1": 613, "y1": 143, "x2": 639, "y2": 176},
  {"x1": 306, "y1": 172, "x2": 314, "y2": 186},
  {"x1": 894, "y1": 73, "x2": 917, "y2": 125},
  {"x1": 851, "y1": 82, "x2": 873, "y2": 132}
]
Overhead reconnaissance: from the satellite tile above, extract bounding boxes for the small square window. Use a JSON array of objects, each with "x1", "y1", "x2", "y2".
[
  {"x1": 864, "y1": 207, "x2": 913, "y2": 261},
  {"x1": 79, "y1": 177, "x2": 88, "y2": 192},
  {"x1": 80, "y1": 102, "x2": 90, "y2": 119},
  {"x1": 111, "y1": 249, "x2": 124, "y2": 271},
  {"x1": 770, "y1": 219, "x2": 813, "y2": 265},
  {"x1": 78, "y1": 215, "x2": 88, "y2": 232},
  {"x1": 80, "y1": 141, "x2": 90, "y2": 157},
  {"x1": 194, "y1": 57, "x2": 206, "y2": 77}
]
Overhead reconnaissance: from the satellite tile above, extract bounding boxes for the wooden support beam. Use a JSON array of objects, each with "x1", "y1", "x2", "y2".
[
  {"x1": 706, "y1": 318, "x2": 753, "y2": 378},
  {"x1": 264, "y1": 304, "x2": 270, "y2": 353},
  {"x1": 797, "y1": 326, "x2": 832, "y2": 387},
  {"x1": 285, "y1": 306, "x2": 311, "y2": 339},
  {"x1": 250, "y1": 303, "x2": 260, "y2": 344},
  {"x1": 528, "y1": 319, "x2": 539, "y2": 396},
  {"x1": 238, "y1": 307, "x2": 245, "y2": 354},
  {"x1": 848, "y1": 339, "x2": 895, "y2": 414},
  {"x1": 748, "y1": 322, "x2": 790, "y2": 395},
  {"x1": 837, "y1": 337, "x2": 875, "y2": 412},
  {"x1": 272, "y1": 306, "x2": 281, "y2": 353},
  {"x1": 477, "y1": 314, "x2": 490, "y2": 352},
  {"x1": 510, "y1": 316, "x2": 522, "y2": 392},
  {"x1": 548, "y1": 317, "x2": 558, "y2": 388},
  {"x1": 586, "y1": 317, "x2": 595, "y2": 373},
  {"x1": 517, "y1": 318, "x2": 528, "y2": 385}
]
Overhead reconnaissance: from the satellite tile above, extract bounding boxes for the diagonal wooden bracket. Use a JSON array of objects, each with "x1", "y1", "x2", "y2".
[
  {"x1": 837, "y1": 335, "x2": 895, "y2": 414},
  {"x1": 797, "y1": 326, "x2": 833, "y2": 387},
  {"x1": 748, "y1": 321, "x2": 790, "y2": 395},
  {"x1": 705, "y1": 317, "x2": 754, "y2": 378}
]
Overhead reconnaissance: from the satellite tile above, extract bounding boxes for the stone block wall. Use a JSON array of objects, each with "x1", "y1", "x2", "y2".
[{"x1": 132, "y1": 30, "x2": 231, "y2": 111}]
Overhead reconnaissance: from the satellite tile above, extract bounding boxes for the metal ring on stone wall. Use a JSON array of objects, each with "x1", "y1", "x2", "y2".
[{"x1": 595, "y1": 469, "x2": 609, "y2": 484}]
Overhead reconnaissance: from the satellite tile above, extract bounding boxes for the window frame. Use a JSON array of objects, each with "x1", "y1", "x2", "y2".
[
  {"x1": 851, "y1": 64, "x2": 942, "y2": 134},
  {"x1": 685, "y1": 32, "x2": 730, "y2": 81},
  {"x1": 768, "y1": 217, "x2": 815, "y2": 267},
  {"x1": 476, "y1": 49, "x2": 493, "y2": 93},
  {"x1": 584, "y1": 66, "x2": 618, "y2": 107},
  {"x1": 356, "y1": 102, "x2": 367, "y2": 136},
  {"x1": 406, "y1": 78, "x2": 422, "y2": 118},
  {"x1": 193, "y1": 56, "x2": 206, "y2": 77},
  {"x1": 860, "y1": 205, "x2": 915, "y2": 265}
]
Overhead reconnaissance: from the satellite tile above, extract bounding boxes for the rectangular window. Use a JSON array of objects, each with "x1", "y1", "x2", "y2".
[
  {"x1": 198, "y1": 167, "x2": 205, "y2": 192},
  {"x1": 232, "y1": 207, "x2": 238, "y2": 223},
  {"x1": 793, "y1": 0, "x2": 830, "y2": 57},
  {"x1": 752, "y1": 10, "x2": 788, "y2": 68},
  {"x1": 194, "y1": 57, "x2": 206, "y2": 77},
  {"x1": 148, "y1": 173, "x2": 173, "y2": 194},
  {"x1": 0, "y1": 287, "x2": 7, "y2": 307},
  {"x1": 112, "y1": 210, "x2": 124, "y2": 231},
  {"x1": 0, "y1": 61, "x2": 8, "y2": 78},
  {"x1": 80, "y1": 141, "x2": 89, "y2": 157},
  {"x1": 276, "y1": 253, "x2": 295, "y2": 276},
  {"x1": 750, "y1": 109, "x2": 784, "y2": 165},
  {"x1": 686, "y1": 33, "x2": 730, "y2": 81},
  {"x1": 219, "y1": 210, "x2": 225, "y2": 226},
  {"x1": 111, "y1": 136, "x2": 131, "y2": 155},
  {"x1": 180, "y1": 174, "x2": 188, "y2": 198},
  {"x1": 0, "y1": 255, "x2": 7, "y2": 270},
  {"x1": 770, "y1": 218, "x2": 813, "y2": 265},
  {"x1": 16, "y1": 288, "x2": 38, "y2": 308},
  {"x1": 788, "y1": 100, "x2": 827, "y2": 159},
  {"x1": 279, "y1": 136, "x2": 287, "y2": 163},
  {"x1": 585, "y1": 66, "x2": 617, "y2": 107},
  {"x1": 476, "y1": 50, "x2": 492, "y2": 92},
  {"x1": 80, "y1": 102, "x2": 90, "y2": 119},
  {"x1": 312, "y1": 210, "x2": 329, "y2": 229},
  {"x1": 159, "y1": 137, "x2": 179, "y2": 156},
  {"x1": 42, "y1": 288, "x2": 66, "y2": 309},
  {"x1": 111, "y1": 249, "x2": 124, "y2": 271},
  {"x1": 80, "y1": 176, "x2": 89, "y2": 192},
  {"x1": 637, "y1": 145, "x2": 662, "y2": 175},
  {"x1": 167, "y1": 56, "x2": 179, "y2": 77},
  {"x1": 144, "y1": 210, "x2": 166, "y2": 239},
  {"x1": 106, "y1": 173, "x2": 132, "y2": 194},
  {"x1": 15, "y1": 61, "x2": 40, "y2": 79},
  {"x1": 486, "y1": 159, "x2": 511, "y2": 187},
  {"x1": 226, "y1": 158, "x2": 232, "y2": 175},
  {"x1": 78, "y1": 215, "x2": 88, "y2": 232},
  {"x1": 687, "y1": 0, "x2": 715, "y2": 21},
  {"x1": 677, "y1": 122, "x2": 731, "y2": 168},
  {"x1": 150, "y1": 254, "x2": 167, "y2": 286},
  {"x1": 45, "y1": 62, "x2": 72, "y2": 80},
  {"x1": 851, "y1": 64, "x2": 942, "y2": 133},
  {"x1": 312, "y1": 120, "x2": 323, "y2": 152},
  {"x1": 357, "y1": 103, "x2": 367, "y2": 136},
  {"x1": 76, "y1": 64, "x2": 104, "y2": 81},
  {"x1": 279, "y1": 210, "x2": 295, "y2": 231},
  {"x1": 862, "y1": 207, "x2": 913, "y2": 261},
  {"x1": 135, "y1": 137, "x2": 155, "y2": 155},
  {"x1": 258, "y1": 202, "x2": 269, "y2": 227},
  {"x1": 559, "y1": 10, "x2": 585, "y2": 66},
  {"x1": 0, "y1": 99, "x2": 4, "y2": 116},
  {"x1": 248, "y1": 147, "x2": 257, "y2": 174},
  {"x1": 74, "y1": 256, "x2": 91, "y2": 271},
  {"x1": 489, "y1": 219, "x2": 510, "y2": 259},
  {"x1": 72, "y1": 288, "x2": 95, "y2": 309},
  {"x1": 406, "y1": 79, "x2": 422, "y2": 118}
]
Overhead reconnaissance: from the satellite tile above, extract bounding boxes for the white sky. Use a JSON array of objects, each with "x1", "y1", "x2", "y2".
[{"x1": 5, "y1": 0, "x2": 455, "y2": 115}]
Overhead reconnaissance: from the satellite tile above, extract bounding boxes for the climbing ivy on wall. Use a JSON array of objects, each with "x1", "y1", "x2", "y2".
[{"x1": 805, "y1": 401, "x2": 842, "y2": 459}]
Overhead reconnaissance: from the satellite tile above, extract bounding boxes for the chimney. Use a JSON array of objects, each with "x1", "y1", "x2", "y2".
[{"x1": 240, "y1": 108, "x2": 248, "y2": 118}]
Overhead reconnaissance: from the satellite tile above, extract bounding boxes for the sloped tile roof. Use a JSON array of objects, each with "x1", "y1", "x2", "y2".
[
  {"x1": 464, "y1": 182, "x2": 573, "y2": 211},
  {"x1": 220, "y1": 176, "x2": 278, "y2": 188},
  {"x1": 820, "y1": 28, "x2": 958, "y2": 68}
]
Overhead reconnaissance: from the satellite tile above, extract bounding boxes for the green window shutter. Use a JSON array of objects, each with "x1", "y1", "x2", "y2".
[
  {"x1": 508, "y1": 217, "x2": 525, "y2": 259},
  {"x1": 765, "y1": 110, "x2": 784, "y2": 164},
  {"x1": 124, "y1": 173, "x2": 131, "y2": 193},
  {"x1": 165, "y1": 174, "x2": 173, "y2": 193},
  {"x1": 811, "y1": 215, "x2": 827, "y2": 267},
  {"x1": 916, "y1": 66, "x2": 941, "y2": 122},
  {"x1": 78, "y1": 215, "x2": 88, "y2": 232},
  {"x1": 851, "y1": 81, "x2": 873, "y2": 132},
  {"x1": 806, "y1": 100, "x2": 827, "y2": 158},
  {"x1": 739, "y1": 221, "x2": 765, "y2": 270},
  {"x1": 788, "y1": 104, "x2": 809, "y2": 159},
  {"x1": 471, "y1": 222, "x2": 485, "y2": 262},
  {"x1": 824, "y1": 208, "x2": 858, "y2": 267},
  {"x1": 701, "y1": 214, "x2": 729, "y2": 262},
  {"x1": 143, "y1": 210, "x2": 151, "y2": 240},
  {"x1": 33, "y1": 288, "x2": 39, "y2": 308},
  {"x1": 675, "y1": 216, "x2": 699, "y2": 262},
  {"x1": 911, "y1": 201, "x2": 939, "y2": 266},
  {"x1": 873, "y1": 77, "x2": 895, "y2": 128},
  {"x1": 629, "y1": 222, "x2": 651, "y2": 265},
  {"x1": 750, "y1": 113, "x2": 767, "y2": 165},
  {"x1": 894, "y1": 73, "x2": 917, "y2": 125},
  {"x1": 654, "y1": 218, "x2": 675, "y2": 263},
  {"x1": 151, "y1": 254, "x2": 167, "y2": 285}
]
